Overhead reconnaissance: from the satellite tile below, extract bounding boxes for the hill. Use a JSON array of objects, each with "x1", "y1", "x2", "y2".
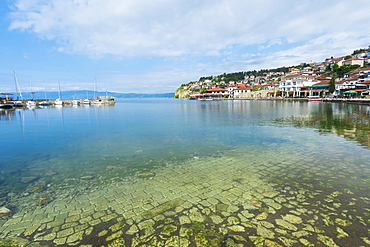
[{"x1": 8, "y1": 90, "x2": 174, "y2": 100}]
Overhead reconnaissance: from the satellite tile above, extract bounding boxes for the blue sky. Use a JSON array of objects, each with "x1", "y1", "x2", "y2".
[{"x1": 1, "y1": 0, "x2": 370, "y2": 94}]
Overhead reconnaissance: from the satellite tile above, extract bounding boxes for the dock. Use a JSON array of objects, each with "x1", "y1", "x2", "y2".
[{"x1": 19, "y1": 97, "x2": 115, "y2": 107}]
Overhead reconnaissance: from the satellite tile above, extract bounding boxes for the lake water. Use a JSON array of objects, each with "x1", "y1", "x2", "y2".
[{"x1": 0, "y1": 99, "x2": 370, "y2": 246}]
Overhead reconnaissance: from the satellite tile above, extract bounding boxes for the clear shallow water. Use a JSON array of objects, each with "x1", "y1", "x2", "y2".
[{"x1": 0, "y1": 99, "x2": 370, "y2": 246}]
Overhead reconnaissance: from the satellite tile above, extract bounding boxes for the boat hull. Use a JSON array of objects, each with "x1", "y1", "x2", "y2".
[{"x1": 0, "y1": 104, "x2": 14, "y2": 109}]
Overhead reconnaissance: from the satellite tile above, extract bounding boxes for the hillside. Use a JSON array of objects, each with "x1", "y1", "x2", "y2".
[{"x1": 175, "y1": 47, "x2": 370, "y2": 99}]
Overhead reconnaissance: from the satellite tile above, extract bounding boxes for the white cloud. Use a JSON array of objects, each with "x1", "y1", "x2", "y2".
[
  {"x1": 9, "y1": 0, "x2": 370, "y2": 58},
  {"x1": 5, "y1": 0, "x2": 370, "y2": 93}
]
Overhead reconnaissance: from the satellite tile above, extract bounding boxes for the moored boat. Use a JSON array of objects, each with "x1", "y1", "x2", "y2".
[
  {"x1": 72, "y1": 99, "x2": 80, "y2": 106},
  {"x1": 38, "y1": 101, "x2": 51, "y2": 106},
  {"x1": 307, "y1": 96, "x2": 323, "y2": 102},
  {"x1": 54, "y1": 98, "x2": 64, "y2": 106},
  {"x1": 13, "y1": 100, "x2": 25, "y2": 108},
  {"x1": 12, "y1": 71, "x2": 25, "y2": 108},
  {"x1": 0, "y1": 93, "x2": 15, "y2": 109},
  {"x1": 0, "y1": 103, "x2": 14, "y2": 109},
  {"x1": 54, "y1": 81, "x2": 64, "y2": 106}
]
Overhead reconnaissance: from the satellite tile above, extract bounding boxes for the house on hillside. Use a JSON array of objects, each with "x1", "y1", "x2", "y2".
[
  {"x1": 342, "y1": 57, "x2": 364, "y2": 67},
  {"x1": 279, "y1": 74, "x2": 316, "y2": 97},
  {"x1": 353, "y1": 51, "x2": 368, "y2": 59},
  {"x1": 226, "y1": 85, "x2": 237, "y2": 98},
  {"x1": 334, "y1": 56, "x2": 346, "y2": 67},
  {"x1": 206, "y1": 87, "x2": 228, "y2": 98},
  {"x1": 357, "y1": 81, "x2": 370, "y2": 96},
  {"x1": 289, "y1": 67, "x2": 301, "y2": 75},
  {"x1": 234, "y1": 85, "x2": 252, "y2": 98},
  {"x1": 308, "y1": 79, "x2": 333, "y2": 97},
  {"x1": 314, "y1": 62, "x2": 327, "y2": 72}
]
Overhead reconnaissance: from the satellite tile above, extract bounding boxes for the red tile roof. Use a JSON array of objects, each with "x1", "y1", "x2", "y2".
[{"x1": 207, "y1": 87, "x2": 226, "y2": 92}]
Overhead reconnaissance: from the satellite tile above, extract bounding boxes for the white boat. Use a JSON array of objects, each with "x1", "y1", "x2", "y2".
[
  {"x1": 26, "y1": 100, "x2": 36, "y2": 107},
  {"x1": 307, "y1": 96, "x2": 323, "y2": 102},
  {"x1": 13, "y1": 100, "x2": 25, "y2": 108},
  {"x1": 54, "y1": 98, "x2": 64, "y2": 106},
  {"x1": 72, "y1": 99, "x2": 80, "y2": 106},
  {"x1": 13, "y1": 71, "x2": 25, "y2": 108},
  {"x1": 54, "y1": 81, "x2": 64, "y2": 106},
  {"x1": 38, "y1": 81, "x2": 51, "y2": 106},
  {"x1": 72, "y1": 86, "x2": 80, "y2": 106},
  {"x1": 92, "y1": 98, "x2": 104, "y2": 105},
  {"x1": 0, "y1": 93, "x2": 14, "y2": 109},
  {"x1": 27, "y1": 76, "x2": 36, "y2": 107},
  {"x1": 83, "y1": 87, "x2": 91, "y2": 105}
]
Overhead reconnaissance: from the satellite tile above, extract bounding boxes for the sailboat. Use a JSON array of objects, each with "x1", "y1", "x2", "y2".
[
  {"x1": 0, "y1": 93, "x2": 14, "y2": 109},
  {"x1": 92, "y1": 78, "x2": 103, "y2": 105},
  {"x1": 71, "y1": 81, "x2": 80, "y2": 106},
  {"x1": 54, "y1": 81, "x2": 64, "y2": 106},
  {"x1": 83, "y1": 88, "x2": 90, "y2": 105},
  {"x1": 13, "y1": 71, "x2": 25, "y2": 108},
  {"x1": 26, "y1": 76, "x2": 36, "y2": 108},
  {"x1": 38, "y1": 81, "x2": 51, "y2": 107}
]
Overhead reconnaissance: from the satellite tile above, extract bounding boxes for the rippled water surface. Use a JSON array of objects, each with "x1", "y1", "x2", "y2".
[{"x1": 0, "y1": 99, "x2": 369, "y2": 246}]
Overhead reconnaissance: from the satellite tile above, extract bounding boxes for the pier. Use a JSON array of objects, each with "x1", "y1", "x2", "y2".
[{"x1": 23, "y1": 97, "x2": 115, "y2": 106}]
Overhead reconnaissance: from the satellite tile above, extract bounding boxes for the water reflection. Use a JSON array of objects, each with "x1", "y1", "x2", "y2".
[
  {"x1": 275, "y1": 102, "x2": 370, "y2": 148},
  {"x1": 0, "y1": 109, "x2": 16, "y2": 121}
]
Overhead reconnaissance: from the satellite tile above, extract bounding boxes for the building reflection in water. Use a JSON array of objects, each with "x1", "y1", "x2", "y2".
[{"x1": 275, "y1": 103, "x2": 370, "y2": 149}]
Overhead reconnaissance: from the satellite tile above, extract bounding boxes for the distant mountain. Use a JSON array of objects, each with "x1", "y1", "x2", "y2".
[
  {"x1": 8, "y1": 90, "x2": 175, "y2": 100},
  {"x1": 108, "y1": 92, "x2": 175, "y2": 98}
]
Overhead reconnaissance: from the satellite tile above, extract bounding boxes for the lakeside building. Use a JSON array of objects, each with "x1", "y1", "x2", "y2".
[
  {"x1": 182, "y1": 50, "x2": 370, "y2": 100},
  {"x1": 278, "y1": 74, "x2": 316, "y2": 97}
]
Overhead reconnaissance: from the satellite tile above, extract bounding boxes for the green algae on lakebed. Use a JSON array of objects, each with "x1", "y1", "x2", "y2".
[{"x1": 1, "y1": 146, "x2": 370, "y2": 246}]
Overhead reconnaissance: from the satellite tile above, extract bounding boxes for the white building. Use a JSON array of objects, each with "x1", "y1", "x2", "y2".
[{"x1": 279, "y1": 74, "x2": 315, "y2": 93}]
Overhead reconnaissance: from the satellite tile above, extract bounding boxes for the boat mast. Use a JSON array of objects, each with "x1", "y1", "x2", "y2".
[
  {"x1": 58, "y1": 80, "x2": 62, "y2": 99},
  {"x1": 73, "y1": 77, "x2": 76, "y2": 99},
  {"x1": 29, "y1": 76, "x2": 35, "y2": 100},
  {"x1": 13, "y1": 71, "x2": 23, "y2": 100},
  {"x1": 43, "y1": 81, "x2": 48, "y2": 101},
  {"x1": 94, "y1": 78, "x2": 97, "y2": 99}
]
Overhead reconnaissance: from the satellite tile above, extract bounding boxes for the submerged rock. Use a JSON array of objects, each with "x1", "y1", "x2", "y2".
[
  {"x1": 255, "y1": 212, "x2": 268, "y2": 220},
  {"x1": 317, "y1": 234, "x2": 339, "y2": 247},
  {"x1": 281, "y1": 214, "x2": 302, "y2": 224},
  {"x1": 26, "y1": 181, "x2": 46, "y2": 193},
  {"x1": 0, "y1": 206, "x2": 12, "y2": 216},
  {"x1": 137, "y1": 172, "x2": 155, "y2": 179},
  {"x1": 21, "y1": 176, "x2": 38, "y2": 183},
  {"x1": 265, "y1": 239, "x2": 283, "y2": 247},
  {"x1": 142, "y1": 199, "x2": 183, "y2": 218},
  {"x1": 335, "y1": 218, "x2": 352, "y2": 226},
  {"x1": 34, "y1": 196, "x2": 53, "y2": 206},
  {"x1": 227, "y1": 225, "x2": 245, "y2": 232},
  {"x1": 0, "y1": 237, "x2": 29, "y2": 247},
  {"x1": 44, "y1": 170, "x2": 57, "y2": 176},
  {"x1": 335, "y1": 227, "x2": 349, "y2": 238}
]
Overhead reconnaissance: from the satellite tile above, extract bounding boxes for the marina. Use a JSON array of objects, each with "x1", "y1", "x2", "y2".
[
  {"x1": 0, "y1": 99, "x2": 370, "y2": 246},
  {"x1": 0, "y1": 96, "x2": 115, "y2": 110}
]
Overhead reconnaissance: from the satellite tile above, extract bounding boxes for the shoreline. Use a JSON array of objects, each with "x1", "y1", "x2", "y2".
[{"x1": 190, "y1": 97, "x2": 370, "y2": 104}]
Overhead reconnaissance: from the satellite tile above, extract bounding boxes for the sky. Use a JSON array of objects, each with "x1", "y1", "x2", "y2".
[{"x1": 1, "y1": 0, "x2": 370, "y2": 94}]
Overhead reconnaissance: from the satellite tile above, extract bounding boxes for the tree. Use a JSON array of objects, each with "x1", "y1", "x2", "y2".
[
  {"x1": 344, "y1": 55, "x2": 352, "y2": 60},
  {"x1": 329, "y1": 76, "x2": 336, "y2": 93},
  {"x1": 199, "y1": 88, "x2": 207, "y2": 94},
  {"x1": 332, "y1": 63, "x2": 339, "y2": 72}
]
